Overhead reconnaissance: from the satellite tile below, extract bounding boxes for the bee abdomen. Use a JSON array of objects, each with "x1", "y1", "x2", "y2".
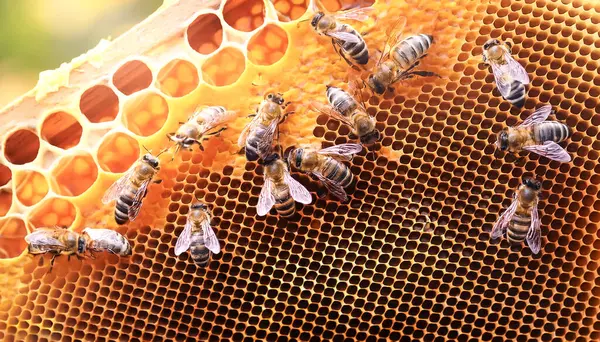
[
  {"x1": 326, "y1": 87, "x2": 356, "y2": 116},
  {"x1": 246, "y1": 124, "x2": 268, "y2": 161},
  {"x1": 534, "y1": 122, "x2": 571, "y2": 144},
  {"x1": 340, "y1": 30, "x2": 369, "y2": 65},
  {"x1": 274, "y1": 191, "x2": 295, "y2": 217},
  {"x1": 507, "y1": 214, "x2": 530, "y2": 244},
  {"x1": 115, "y1": 193, "x2": 134, "y2": 225},
  {"x1": 190, "y1": 232, "x2": 211, "y2": 267},
  {"x1": 393, "y1": 34, "x2": 433, "y2": 69},
  {"x1": 503, "y1": 81, "x2": 526, "y2": 108},
  {"x1": 324, "y1": 160, "x2": 353, "y2": 188}
]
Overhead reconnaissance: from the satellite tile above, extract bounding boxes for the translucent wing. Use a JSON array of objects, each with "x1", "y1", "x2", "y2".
[
  {"x1": 198, "y1": 107, "x2": 236, "y2": 135},
  {"x1": 237, "y1": 115, "x2": 260, "y2": 148},
  {"x1": 504, "y1": 52, "x2": 530, "y2": 85},
  {"x1": 318, "y1": 143, "x2": 363, "y2": 159},
  {"x1": 310, "y1": 101, "x2": 356, "y2": 130},
  {"x1": 526, "y1": 202, "x2": 542, "y2": 254},
  {"x1": 378, "y1": 17, "x2": 407, "y2": 65},
  {"x1": 284, "y1": 171, "x2": 312, "y2": 204},
  {"x1": 489, "y1": 59, "x2": 513, "y2": 98},
  {"x1": 332, "y1": 7, "x2": 374, "y2": 21},
  {"x1": 326, "y1": 31, "x2": 361, "y2": 44},
  {"x1": 257, "y1": 118, "x2": 279, "y2": 159},
  {"x1": 490, "y1": 196, "x2": 518, "y2": 239},
  {"x1": 313, "y1": 171, "x2": 348, "y2": 201},
  {"x1": 174, "y1": 217, "x2": 193, "y2": 256},
  {"x1": 128, "y1": 179, "x2": 152, "y2": 221},
  {"x1": 25, "y1": 229, "x2": 66, "y2": 251},
  {"x1": 257, "y1": 177, "x2": 275, "y2": 216},
  {"x1": 517, "y1": 105, "x2": 553, "y2": 127},
  {"x1": 102, "y1": 170, "x2": 134, "y2": 204},
  {"x1": 202, "y1": 221, "x2": 221, "y2": 255},
  {"x1": 82, "y1": 228, "x2": 121, "y2": 242},
  {"x1": 523, "y1": 141, "x2": 571, "y2": 162}
]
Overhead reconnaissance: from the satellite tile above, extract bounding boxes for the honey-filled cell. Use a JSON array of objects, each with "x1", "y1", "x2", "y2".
[
  {"x1": 156, "y1": 59, "x2": 200, "y2": 98},
  {"x1": 0, "y1": 218, "x2": 28, "y2": 259},
  {"x1": 28, "y1": 197, "x2": 76, "y2": 229},
  {"x1": 122, "y1": 92, "x2": 169, "y2": 137},
  {"x1": 50, "y1": 153, "x2": 98, "y2": 197},
  {"x1": 14, "y1": 170, "x2": 49, "y2": 206},
  {"x1": 97, "y1": 132, "x2": 140, "y2": 173}
]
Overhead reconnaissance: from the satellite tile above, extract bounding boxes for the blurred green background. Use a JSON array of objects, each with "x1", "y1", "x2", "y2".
[{"x1": 0, "y1": 0, "x2": 163, "y2": 107}]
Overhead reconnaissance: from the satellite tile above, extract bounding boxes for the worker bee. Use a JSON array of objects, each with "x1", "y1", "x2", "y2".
[
  {"x1": 81, "y1": 228, "x2": 132, "y2": 256},
  {"x1": 102, "y1": 151, "x2": 163, "y2": 225},
  {"x1": 491, "y1": 177, "x2": 543, "y2": 254},
  {"x1": 238, "y1": 92, "x2": 290, "y2": 161},
  {"x1": 25, "y1": 227, "x2": 86, "y2": 271},
  {"x1": 482, "y1": 38, "x2": 530, "y2": 108},
  {"x1": 167, "y1": 106, "x2": 236, "y2": 155},
  {"x1": 311, "y1": 85, "x2": 380, "y2": 145},
  {"x1": 496, "y1": 104, "x2": 571, "y2": 162},
  {"x1": 174, "y1": 202, "x2": 220, "y2": 267},
  {"x1": 258, "y1": 153, "x2": 312, "y2": 217},
  {"x1": 307, "y1": 6, "x2": 374, "y2": 68},
  {"x1": 286, "y1": 143, "x2": 362, "y2": 201},
  {"x1": 367, "y1": 17, "x2": 439, "y2": 94}
]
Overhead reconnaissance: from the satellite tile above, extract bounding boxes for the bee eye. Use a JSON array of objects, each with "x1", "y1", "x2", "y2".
[{"x1": 267, "y1": 94, "x2": 273, "y2": 99}]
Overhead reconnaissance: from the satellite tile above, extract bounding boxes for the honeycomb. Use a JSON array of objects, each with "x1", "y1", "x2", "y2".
[{"x1": 1, "y1": 0, "x2": 600, "y2": 340}]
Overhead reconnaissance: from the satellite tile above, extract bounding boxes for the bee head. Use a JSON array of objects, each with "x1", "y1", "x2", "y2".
[
  {"x1": 191, "y1": 202, "x2": 207, "y2": 210},
  {"x1": 266, "y1": 92, "x2": 285, "y2": 105},
  {"x1": 360, "y1": 130, "x2": 380, "y2": 145},
  {"x1": 311, "y1": 12, "x2": 325, "y2": 28},
  {"x1": 263, "y1": 153, "x2": 280, "y2": 165},
  {"x1": 483, "y1": 38, "x2": 500, "y2": 50},
  {"x1": 168, "y1": 133, "x2": 196, "y2": 149},
  {"x1": 142, "y1": 153, "x2": 160, "y2": 169},
  {"x1": 285, "y1": 147, "x2": 302, "y2": 169},
  {"x1": 367, "y1": 74, "x2": 386, "y2": 95},
  {"x1": 523, "y1": 177, "x2": 541, "y2": 191},
  {"x1": 77, "y1": 236, "x2": 86, "y2": 254},
  {"x1": 496, "y1": 130, "x2": 509, "y2": 151}
]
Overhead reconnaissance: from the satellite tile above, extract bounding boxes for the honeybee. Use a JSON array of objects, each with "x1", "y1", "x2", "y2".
[
  {"x1": 307, "y1": 6, "x2": 374, "y2": 68},
  {"x1": 258, "y1": 153, "x2": 312, "y2": 217},
  {"x1": 496, "y1": 104, "x2": 571, "y2": 162},
  {"x1": 368, "y1": 17, "x2": 439, "y2": 94},
  {"x1": 311, "y1": 85, "x2": 380, "y2": 145},
  {"x1": 25, "y1": 227, "x2": 86, "y2": 271},
  {"x1": 174, "y1": 202, "x2": 220, "y2": 267},
  {"x1": 81, "y1": 228, "x2": 132, "y2": 256},
  {"x1": 102, "y1": 152, "x2": 163, "y2": 225},
  {"x1": 482, "y1": 38, "x2": 530, "y2": 108},
  {"x1": 238, "y1": 92, "x2": 290, "y2": 161},
  {"x1": 167, "y1": 106, "x2": 236, "y2": 155},
  {"x1": 491, "y1": 177, "x2": 542, "y2": 254},
  {"x1": 286, "y1": 143, "x2": 362, "y2": 201}
]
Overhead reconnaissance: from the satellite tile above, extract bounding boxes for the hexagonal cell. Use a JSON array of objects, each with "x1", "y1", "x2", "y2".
[
  {"x1": 223, "y1": 0, "x2": 264, "y2": 32},
  {"x1": 320, "y1": 0, "x2": 374, "y2": 12},
  {"x1": 14, "y1": 170, "x2": 49, "y2": 206},
  {"x1": 97, "y1": 132, "x2": 140, "y2": 173},
  {"x1": 187, "y1": 13, "x2": 223, "y2": 55},
  {"x1": 80, "y1": 85, "x2": 120, "y2": 123},
  {"x1": 28, "y1": 197, "x2": 76, "y2": 228},
  {"x1": 4, "y1": 129, "x2": 40, "y2": 165},
  {"x1": 50, "y1": 153, "x2": 98, "y2": 197},
  {"x1": 201, "y1": 47, "x2": 246, "y2": 86},
  {"x1": 0, "y1": 189, "x2": 11, "y2": 218},
  {"x1": 156, "y1": 59, "x2": 199, "y2": 98},
  {"x1": 123, "y1": 92, "x2": 169, "y2": 137},
  {"x1": 247, "y1": 24, "x2": 289, "y2": 66},
  {"x1": 112, "y1": 60, "x2": 153, "y2": 96},
  {"x1": 0, "y1": 164, "x2": 11, "y2": 187},
  {"x1": 271, "y1": 0, "x2": 309, "y2": 20},
  {"x1": 0, "y1": 218, "x2": 27, "y2": 259},
  {"x1": 40, "y1": 112, "x2": 82, "y2": 149}
]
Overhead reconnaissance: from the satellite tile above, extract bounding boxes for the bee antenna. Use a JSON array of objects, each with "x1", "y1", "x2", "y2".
[
  {"x1": 156, "y1": 147, "x2": 169, "y2": 158},
  {"x1": 142, "y1": 145, "x2": 151, "y2": 154}
]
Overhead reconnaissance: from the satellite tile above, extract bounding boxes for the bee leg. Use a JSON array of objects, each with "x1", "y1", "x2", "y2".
[
  {"x1": 38, "y1": 255, "x2": 45, "y2": 266},
  {"x1": 331, "y1": 39, "x2": 357, "y2": 69},
  {"x1": 48, "y1": 252, "x2": 59, "y2": 273},
  {"x1": 153, "y1": 179, "x2": 163, "y2": 184},
  {"x1": 247, "y1": 114, "x2": 257, "y2": 118},
  {"x1": 316, "y1": 186, "x2": 328, "y2": 199},
  {"x1": 206, "y1": 127, "x2": 227, "y2": 137}
]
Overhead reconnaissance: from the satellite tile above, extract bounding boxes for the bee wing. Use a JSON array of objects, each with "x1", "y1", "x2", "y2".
[
  {"x1": 101, "y1": 169, "x2": 134, "y2": 204},
  {"x1": 257, "y1": 119, "x2": 279, "y2": 159},
  {"x1": 81, "y1": 228, "x2": 119, "y2": 241},
  {"x1": 313, "y1": 171, "x2": 348, "y2": 201},
  {"x1": 310, "y1": 101, "x2": 356, "y2": 130},
  {"x1": 378, "y1": 17, "x2": 407, "y2": 65},
  {"x1": 523, "y1": 141, "x2": 571, "y2": 162},
  {"x1": 318, "y1": 143, "x2": 363, "y2": 160},
  {"x1": 128, "y1": 178, "x2": 152, "y2": 221},
  {"x1": 331, "y1": 7, "x2": 375, "y2": 21},
  {"x1": 490, "y1": 196, "x2": 518, "y2": 239},
  {"x1": 326, "y1": 31, "x2": 361, "y2": 44},
  {"x1": 488, "y1": 59, "x2": 514, "y2": 98},
  {"x1": 237, "y1": 115, "x2": 259, "y2": 148},
  {"x1": 526, "y1": 202, "x2": 542, "y2": 254},
  {"x1": 504, "y1": 52, "x2": 530, "y2": 85},
  {"x1": 199, "y1": 109, "x2": 236, "y2": 135},
  {"x1": 202, "y1": 221, "x2": 221, "y2": 255},
  {"x1": 25, "y1": 228, "x2": 67, "y2": 251},
  {"x1": 517, "y1": 105, "x2": 553, "y2": 127},
  {"x1": 284, "y1": 171, "x2": 312, "y2": 204},
  {"x1": 174, "y1": 217, "x2": 194, "y2": 256},
  {"x1": 257, "y1": 177, "x2": 276, "y2": 216}
]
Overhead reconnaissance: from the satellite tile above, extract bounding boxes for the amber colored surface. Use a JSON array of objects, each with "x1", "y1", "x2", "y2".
[{"x1": 1, "y1": 0, "x2": 600, "y2": 340}]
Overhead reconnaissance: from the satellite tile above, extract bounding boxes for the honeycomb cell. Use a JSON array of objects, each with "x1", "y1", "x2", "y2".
[
  {"x1": 202, "y1": 47, "x2": 246, "y2": 86},
  {"x1": 14, "y1": 170, "x2": 49, "y2": 206},
  {"x1": 0, "y1": 164, "x2": 11, "y2": 187},
  {"x1": 122, "y1": 92, "x2": 169, "y2": 137},
  {"x1": 156, "y1": 59, "x2": 200, "y2": 98},
  {"x1": 223, "y1": 0, "x2": 264, "y2": 32},
  {"x1": 79, "y1": 85, "x2": 120, "y2": 123},
  {"x1": 28, "y1": 197, "x2": 76, "y2": 228},
  {"x1": 0, "y1": 189, "x2": 11, "y2": 218},
  {"x1": 97, "y1": 132, "x2": 140, "y2": 173},
  {"x1": 187, "y1": 13, "x2": 223, "y2": 55},
  {"x1": 40, "y1": 112, "x2": 82, "y2": 149},
  {"x1": 271, "y1": 0, "x2": 309, "y2": 20},
  {"x1": 0, "y1": 218, "x2": 27, "y2": 259},
  {"x1": 113, "y1": 60, "x2": 153, "y2": 96},
  {"x1": 247, "y1": 24, "x2": 289, "y2": 66},
  {"x1": 50, "y1": 153, "x2": 98, "y2": 197},
  {"x1": 4, "y1": 129, "x2": 39, "y2": 165}
]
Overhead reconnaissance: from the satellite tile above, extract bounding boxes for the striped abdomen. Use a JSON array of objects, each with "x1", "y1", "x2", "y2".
[
  {"x1": 115, "y1": 186, "x2": 140, "y2": 225},
  {"x1": 246, "y1": 122, "x2": 270, "y2": 161},
  {"x1": 503, "y1": 81, "x2": 526, "y2": 108},
  {"x1": 326, "y1": 86, "x2": 357, "y2": 117},
  {"x1": 322, "y1": 158, "x2": 353, "y2": 189},
  {"x1": 273, "y1": 184, "x2": 295, "y2": 217},
  {"x1": 392, "y1": 34, "x2": 433, "y2": 70},
  {"x1": 533, "y1": 122, "x2": 571, "y2": 144},
  {"x1": 507, "y1": 213, "x2": 531, "y2": 245},
  {"x1": 190, "y1": 229, "x2": 211, "y2": 267},
  {"x1": 338, "y1": 25, "x2": 369, "y2": 65}
]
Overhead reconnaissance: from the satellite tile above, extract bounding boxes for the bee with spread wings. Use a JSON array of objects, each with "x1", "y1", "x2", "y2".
[
  {"x1": 174, "y1": 202, "x2": 220, "y2": 267},
  {"x1": 482, "y1": 38, "x2": 530, "y2": 107}
]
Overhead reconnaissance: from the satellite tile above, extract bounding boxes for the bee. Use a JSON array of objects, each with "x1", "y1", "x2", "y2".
[
  {"x1": 258, "y1": 153, "x2": 312, "y2": 217},
  {"x1": 368, "y1": 17, "x2": 439, "y2": 94},
  {"x1": 238, "y1": 92, "x2": 290, "y2": 161},
  {"x1": 491, "y1": 177, "x2": 543, "y2": 254},
  {"x1": 311, "y1": 85, "x2": 380, "y2": 145},
  {"x1": 81, "y1": 228, "x2": 132, "y2": 256},
  {"x1": 482, "y1": 38, "x2": 530, "y2": 108},
  {"x1": 286, "y1": 143, "x2": 362, "y2": 201},
  {"x1": 496, "y1": 104, "x2": 571, "y2": 162},
  {"x1": 167, "y1": 106, "x2": 236, "y2": 155},
  {"x1": 25, "y1": 227, "x2": 86, "y2": 271},
  {"x1": 102, "y1": 152, "x2": 163, "y2": 225},
  {"x1": 308, "y1": 6, "x2": 374, "y2": 68},
  {"x1": 174, "y1": 202, "x2": 220, "y2": 267}
]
